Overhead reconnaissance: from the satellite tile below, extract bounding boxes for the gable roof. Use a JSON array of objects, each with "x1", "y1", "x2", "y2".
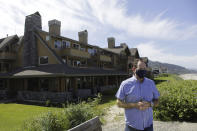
[
  {"x1": 140, "y1": 57, "x2": 148, "y2": 63},
  {"x1": 104, "y1": 45, "x2": 128, "y2": 55},
  {"x1": 130, "y1": 48, "x2": 140, "y2": 58},
  {"x1": 0, "y1": 35, "x2": 19, "y2": 50},
  {"x1": 34, "y1": 31, "x2": 64, "y2": 64}
]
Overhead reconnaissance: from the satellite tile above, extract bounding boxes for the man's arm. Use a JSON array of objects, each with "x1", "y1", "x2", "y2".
[
  {"x1": 142, "y1": 99, "x2": 159, "y2": 107},
  {"x1": 116, "y1": 99, "x2": 137, "y2": 109},
  {"x1": 117, "y1": 99, "x2": 150, "y2": 110}
]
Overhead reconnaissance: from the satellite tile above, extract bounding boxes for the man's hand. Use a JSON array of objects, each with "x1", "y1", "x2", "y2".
[{"x1": 136, "y1": 101, "x2": 151, "y2": 110}]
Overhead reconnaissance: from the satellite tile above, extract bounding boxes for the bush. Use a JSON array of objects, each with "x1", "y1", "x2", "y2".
[
  {"x1": 154, "y1": 77, "x2": 197, "y2": 122},
  {"x1": 21, "y1": 95, "x2": 103, "y2": 130},
  {"x1": 64, "y1": 102, "x2": 95, "y2": 128},
  {"x1": 22, "y1": 111, "x2": 70, "y2": 131}
]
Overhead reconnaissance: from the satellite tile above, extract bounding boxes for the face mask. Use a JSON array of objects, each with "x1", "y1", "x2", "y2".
[{"x1": 136, "y1": 69, "x2": 146, "y2": 78}]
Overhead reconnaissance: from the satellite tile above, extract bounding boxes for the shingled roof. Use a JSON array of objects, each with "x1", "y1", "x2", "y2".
[
  {"x1": 0, "y1": 35, "x2": 19, "y2": 50},
  {"x1": 104, "y1": 44, "x2": 129, "y2": 55},
  {"x1": 10, "y1": 64, "x2": 128, "y2": 78},
  {"x1": 140, "y1": 57, "x2": 148, "y2": 63},
  {"x1": 130, "y1": 48, "x2": 140, "y2": 58}
]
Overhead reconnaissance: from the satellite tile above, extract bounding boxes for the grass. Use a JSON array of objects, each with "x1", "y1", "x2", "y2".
[
  {"x1": 0, "y1": 90, "x2": 118, "y2": 131},
  {"x1": 0, "y1": 103, "x2": 61, "y2": 131}
]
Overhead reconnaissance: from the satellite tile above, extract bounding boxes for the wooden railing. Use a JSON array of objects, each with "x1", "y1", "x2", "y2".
[
  {"x1": 0, "y1": 52, "x2": 16, "y2": 60},
  {"x1": 68, "y1": 116, "x2": 102, "y2": 131}
]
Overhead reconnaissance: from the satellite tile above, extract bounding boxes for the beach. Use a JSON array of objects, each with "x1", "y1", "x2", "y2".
[{"x1": 179, "y1": 73, "x2": 197, "y2": 80}]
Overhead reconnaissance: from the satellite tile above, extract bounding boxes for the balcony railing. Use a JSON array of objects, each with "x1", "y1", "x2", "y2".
[
  {"x1": 99, "y1": 55, "x2": 111, "y2": 62},
  {"x1": 0, "y1": 52, "x2": 16, "y2": 60},
  {"x1": 56, "y1": 48, "x2": 91, "y2": 59}
]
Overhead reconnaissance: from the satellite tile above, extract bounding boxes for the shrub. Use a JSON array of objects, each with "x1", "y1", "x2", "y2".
[
  {"x1": 22, "y1": 111, "x2": 70, "y2": 131},
  {"x1": 64, "y1": 102, "x2": 95, "y2": 128},
  {"x1": 154, "y1": 77, "x2": 197, "y2": 122},
  {"x1": 21, "y1": 95, "x2": 104, "y2": 130}
]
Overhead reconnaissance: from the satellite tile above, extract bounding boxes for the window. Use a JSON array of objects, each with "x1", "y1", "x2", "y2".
[
  {"x1": 46, "y1": 35, "x2": 50, "y2": 41},
  {"x1": 54, "y1": 40, "x2": 61, "y2": 48},
  {"x1": 73, "y1": 60, "x2": 80, "y2": 67},
  {"x1": 88, "y1": 48, "x2": 96, "y2": 55},
  {"x1": 62, "y1": 41, "x2": 70, "y2": 48},
  {"x1": 73, "y1": 43, "x2": 80, "y2": 49},
  {"x1": 0, "y1": 80, "x2": 4, "y2": 90},
  {"x1": 67, "y1": 59, "x2": 71, "y2": 65},
  {"x1": 77, "y1": 61, "x2": 80, "y2": 66},
  {"x1": 39, "y1": 56, "x2": 48, "y2": 65},
  {"x1": 2, "y1": 63, "x2": 9, "y2": 72},
  {"x1": 62, "y1": 58, "x2": 66, "y2": 63},
  {"x1": 81, "y1": 60, "x2": 86, "y2": 65},
  {"x1": 80, "y1": 47, "x2": 86, "y2": 51}
]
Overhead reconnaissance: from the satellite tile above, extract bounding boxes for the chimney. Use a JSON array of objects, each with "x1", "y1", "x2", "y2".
[
  {"x1": 107, "y1": 37, "x2": 115, "y2": 48},
  {"x1": 120, "y1": 43, "x2": 127, "y2": 48},
  {"x1": 48, "y1": 19, "x2": 61, "y2": 36},
  {"x1": 78, "y1": 30, "x2": 88, "y2": 44},
  {"x1": 23, "y1": 11, "x2": 42, "y2": 67}
]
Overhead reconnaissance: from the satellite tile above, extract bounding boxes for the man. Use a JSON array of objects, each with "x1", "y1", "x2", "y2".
[{"x1": 116, "y1": 60, "x2": 160, "y2": 131}]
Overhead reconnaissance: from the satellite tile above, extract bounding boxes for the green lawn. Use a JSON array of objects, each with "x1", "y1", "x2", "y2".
[{"x1": 0, "y1": 103, "x2": 61, "y2": 131}]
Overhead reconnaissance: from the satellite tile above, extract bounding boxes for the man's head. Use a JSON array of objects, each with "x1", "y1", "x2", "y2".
[{"x1": 135, "y1": 60, "x2": 147, "y2": 82}]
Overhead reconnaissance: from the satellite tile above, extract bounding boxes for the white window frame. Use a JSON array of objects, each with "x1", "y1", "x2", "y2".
[
  {"x1": 62, "y1": 40, "x2": 71, "y2": 48},
  {"x1": 54, "y1": 40, "x2": 62, "y2": 49},
  {"x1": 39, "y1": 56, "x2": 49, "y2": 65},
  {"x1": 73, "y1": 43, "x2": 80, "y2": 50},
  {"x1": 80, "y1": 47, "x2": 86, "y2": 51},
  {"x1": 46, "y1": 35, "x2": 50, "y2": 41}
]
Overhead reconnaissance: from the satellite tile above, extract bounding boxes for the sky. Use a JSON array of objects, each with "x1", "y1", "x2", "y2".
[{"x1": 0, "y1": 0, "x2": 197, "y2": 69}]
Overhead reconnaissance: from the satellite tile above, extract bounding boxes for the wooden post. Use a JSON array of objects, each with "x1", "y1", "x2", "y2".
[
  {"x1": 55, "y1": 78, "x2": 60, "y2": 92},
  {"x1": 105, "y1": 76, "x2": 108, "y2": 86},
  {"x1": 38, "y1": 78, "x2": 41, "y2": 91},
  {"x1": 24, "y1": 79, "x2": 28, "y2": 90},
  {"x1": 6, "y1": 79, "x2": 10, "y2": 90},
  {"x1": 71, "y1": 77, "x2": 78, "y2": 98},
  {"x1": 61, "y1": 77, "x2": 65, "y2": 92},
  {"x1": 116, "y1": 76, "x2": 119, "y2": 87},
  {"x1": 65, "y1": 78, "x2": 67, "y2": 92}
]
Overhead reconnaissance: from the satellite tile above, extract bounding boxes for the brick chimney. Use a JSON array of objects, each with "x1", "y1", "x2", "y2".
[
  {"x1": 48, "y1": 19, "x2": 61, "y2": 36},
  {"x1": 78, "y1": 30, "x2": 88, "y2": 44},
  {"x1": 107, "y1": 37, "x2": 115, "y2": 48}
]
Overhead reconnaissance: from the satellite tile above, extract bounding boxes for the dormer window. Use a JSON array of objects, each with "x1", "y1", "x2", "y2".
[
  {"x1": 54, "y1": 40, "x2": 61, "y2": 49},
  {"x1": 39, "y1": 56, "x2": 48, "y2": 65},
  {"x1": 46, "y1": 35, "x2": 50, "y2": 41},
  {"x1": 80, "y1": 47, "x2": 85, "y2": 51},
  {"x1": 62, "y1": 41, "x2": 70, "y2": 48},
  {"x1": 73, "y1": 43, "x2": 80, "y2": 50}
]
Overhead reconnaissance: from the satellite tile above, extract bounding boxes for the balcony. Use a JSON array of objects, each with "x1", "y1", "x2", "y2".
[
  {"x1": 99, "y1": 55, "x2": 111, "y2": 62},
  {"x1": 57, "y1": 48, "x2": 91, "y2": 59},
  {"x1": 0, "y1": 52, "x2": 16, "y2": 60}
]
